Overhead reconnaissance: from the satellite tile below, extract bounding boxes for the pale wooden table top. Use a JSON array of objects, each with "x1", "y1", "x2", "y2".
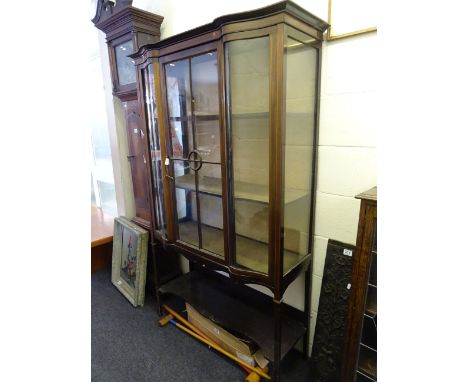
[{"x1": 91, "y1": 207, "x2": 114, "y2": 248}]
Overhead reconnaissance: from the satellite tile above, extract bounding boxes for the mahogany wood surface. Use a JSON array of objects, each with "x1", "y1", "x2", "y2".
[
  {"x1": 91, "y1": 207, "x2": 115, "y2": 273},
  {"x1": 91, "y1": 242, "x2": 113, "y2": 273},
  {"x1": 91, "y1": 207, "x2": 114, "y2": 248}
]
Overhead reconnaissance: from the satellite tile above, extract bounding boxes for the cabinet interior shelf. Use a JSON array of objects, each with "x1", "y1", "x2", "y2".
[
  {"x1": 358, "y1": 346, "x2": 377, "y2": 380},
  {"x1": 364, "y1": 311, "x2": 377, "y2": 320},
  {"x1": 175, "y1": 173, "x2": 308, "y2": 204},
  {"x1": 360, "y1": 341, "x2": 376, "y2": 353},
  {"x1": 169, "y1": 114, "x2": 220, "y2": 122},
  {"x1": 365, "y1": 302, "x2": 377, "y2": 317},
  {"x1": 179, "y1": 221, "x2": 305, "y2": 274},
  {"x1": 357, "y1": 369, "x2": 376, "y2": 382},
  {"x1": 365, "y1": 284, "x2": 377, "y2": 316},
  {"x1": 169, "y1": 111, "x2": 271, "y2": 123}
]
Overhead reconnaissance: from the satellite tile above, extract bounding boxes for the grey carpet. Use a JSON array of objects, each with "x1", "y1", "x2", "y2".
[{"x1": 92, "y1": 267, "x2": 312, "y2": 381}]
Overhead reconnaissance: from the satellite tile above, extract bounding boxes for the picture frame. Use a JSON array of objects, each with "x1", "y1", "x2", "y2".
[
  {"x1": 111, "y1": 216, "x2": 149, "y2": 307},
  {"x1": 327, "y1": 0, "x2": 377, "y2": 41}
]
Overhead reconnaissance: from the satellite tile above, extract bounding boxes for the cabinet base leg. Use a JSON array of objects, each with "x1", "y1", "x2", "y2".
[{"x1": 273, "y1": 299, "x2": 282, "y2": 382}]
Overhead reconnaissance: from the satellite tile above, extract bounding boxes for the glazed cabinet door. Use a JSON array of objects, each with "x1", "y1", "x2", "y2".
[{"x1": 163, "y1": 50, "x2": 226, "y2": 260}]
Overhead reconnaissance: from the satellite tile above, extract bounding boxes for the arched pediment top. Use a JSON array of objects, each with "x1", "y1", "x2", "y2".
[{"x1": 92, "y1": 0, "x2": 133, "y2": 26}]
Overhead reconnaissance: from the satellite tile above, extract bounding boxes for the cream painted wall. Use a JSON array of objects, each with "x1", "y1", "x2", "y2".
[
  {"x1": 307, "y1": 32, "x2": 377, "y2": 353},
  {"x1": 103, "y1": 0, "x2": 376, "y2": 355}
]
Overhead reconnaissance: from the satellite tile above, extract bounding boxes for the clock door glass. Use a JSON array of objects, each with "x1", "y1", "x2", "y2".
[{"x1": 115, "y1": 40, "x2": 136, "y2": 86}]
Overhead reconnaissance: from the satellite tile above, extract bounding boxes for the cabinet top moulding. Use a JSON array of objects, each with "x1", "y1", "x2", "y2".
[
  {"x1": 130, "y1": 0, "x2": 329, "y2": 65},
  {"x1": 92, "y1": 0, "x2": 165, "y2": 99},
  {"x1": 356, "y1": 186, "x2": 377, "y2": 202},
  {"x1": 92, "y1": 0, "x2": 164, "y2": 43}
]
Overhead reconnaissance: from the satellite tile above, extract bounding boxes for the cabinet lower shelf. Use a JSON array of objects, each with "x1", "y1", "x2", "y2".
[
  {"x1": 179, "y1": 221, "x2": 306, "y2": 274},
  {"x1": 159, "y1": 270, "x2": 306, "y2": 361}
]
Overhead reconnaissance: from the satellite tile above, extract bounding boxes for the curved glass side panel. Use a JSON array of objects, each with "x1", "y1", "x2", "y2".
[
  {"x1": 226, "y1": 37, "x2": 270, "y2": 274},
  {"x1": 282, "y1": 37, "x2": 318, "y2": 274},
  {"x1": 144, "y1": 64, "x2": 166, "y2": 237}
]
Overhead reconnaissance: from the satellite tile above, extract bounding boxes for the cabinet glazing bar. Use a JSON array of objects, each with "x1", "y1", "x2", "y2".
[
  {"x1": 187, "y1": 58, "x2": 204, "y2": 250},
  {"x1": 216, "y1": 39, "x2": 230, "y2": 263},
  {"x1": 272, "y1": 24, "x2": 285, "y2": 296}
]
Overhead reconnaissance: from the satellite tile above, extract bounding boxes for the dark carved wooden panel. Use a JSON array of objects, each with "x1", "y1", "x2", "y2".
[
  {"x1": 310, "y1": 240, "x2": 355, "y2": 382},
  {"x1": 124, "y1": 99, "x2": 151, "y2": 224}
]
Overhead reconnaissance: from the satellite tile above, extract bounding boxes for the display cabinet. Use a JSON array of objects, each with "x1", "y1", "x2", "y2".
[
  {"x1": 341, "y1": 187, "x2": 377, "y2": 382},
  {"x1": 133, "y1": 0, "x2": 328, "y2": 296},
  {"x1": 132, "y1": 2, "x2": 328, "y2": 380}
]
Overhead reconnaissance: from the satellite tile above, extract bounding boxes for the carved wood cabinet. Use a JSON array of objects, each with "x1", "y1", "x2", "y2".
[
  {"x1": 341, "y1": 187, "x2": 378, "y2": 382},
  {"x1": 131, "y1": 2, "x2": 329, "y2": 380}
]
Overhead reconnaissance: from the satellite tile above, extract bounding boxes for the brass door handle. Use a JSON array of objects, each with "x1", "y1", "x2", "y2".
[
  {"x1": 187, "y1": 150, "x2": 203, "y2": 171},
  {"x1": 165, "y1": 157, "x2": 174, "y2": 180}
]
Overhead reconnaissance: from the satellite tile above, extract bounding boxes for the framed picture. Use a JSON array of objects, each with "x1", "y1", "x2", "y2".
[
  {"x1": 327, "y1": 0, "x2": 377, "y2": 40},
  {"x1": 111, "y1": 216, "x2": 149, "y2": 307}
]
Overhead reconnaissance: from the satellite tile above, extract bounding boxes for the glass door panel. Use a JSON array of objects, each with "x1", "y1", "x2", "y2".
[
  {"x1": 226, "y1": 36, "x2": 270, "y2": 274},
  {"x1": 174, "y1": 160, "x2": 199, "y2": 248},
  {"x1": 144, "y1": 64, "x2": 166, "y2": 236},
  {"x1": 198, "y1": 164, "x2": 224, "y2": 256},
  {"x1": 165, "y1": 50, "x2": 225, "y2": 259},
  {"x1": 191, "y1": 52, "x2": 222, "y2": 163},
  {"x1": 114, "y1": 40, "x2": 136, "y2": 86},
  {"x1": 165, "y1": 59, "x2": 193, "y2": 159},
  {"x1": 282, "y1": 36, "x2": 318, "y2": 274}
]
